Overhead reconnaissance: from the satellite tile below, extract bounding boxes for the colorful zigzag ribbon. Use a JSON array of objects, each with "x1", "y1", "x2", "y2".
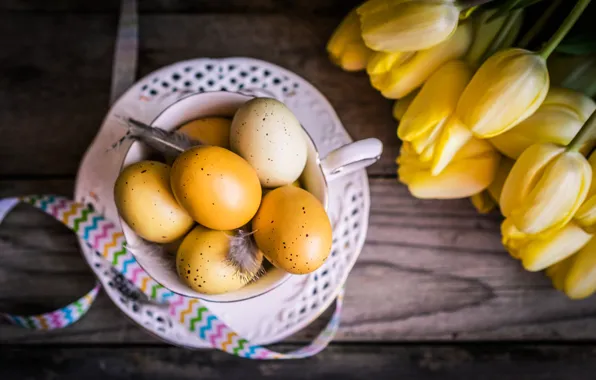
[{"x1": 0, "y1": 195, "x2": 342, "y2": 359}]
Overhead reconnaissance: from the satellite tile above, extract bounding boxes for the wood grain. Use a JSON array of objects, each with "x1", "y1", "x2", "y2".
[
  {"x1": 1, "y1": 0, "x2": 362, "y2": 15},
  {"x1": 2, "y1": 179, "x2": 596, "y2": 344},
  {"x1": 0, "y1": 12, "x2": 397, "y2": 177},
  {"x1": 3, "y1": 344, "x2": 596, "y2": 380}
]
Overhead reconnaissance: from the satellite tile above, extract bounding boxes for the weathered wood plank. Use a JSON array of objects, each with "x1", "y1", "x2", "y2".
[
  {"x1": 1, "y1": 0, "x2": 361, "y2": 15},
  {"x1": 0, "y1": 13, "x2": 397, "y2": 177},
  {"x1": 2, "y1": 178, "x2": 596, "y2": 344},
  {"x1": 3, "y1": 344, "x2": 596, "y2": 380}
]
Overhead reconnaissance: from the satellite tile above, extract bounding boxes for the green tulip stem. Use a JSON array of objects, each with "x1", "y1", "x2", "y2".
[
  {"x1": 538, "y1": 0, "x2": 592, "y2": 60},
  {"x1": 568, "y1": 109, "x2": 596, "y2": 153},
  {"x1": 518, "y1": 0, "x2": 563, "y2": 49},
  {"x1": 477, "y1": 9, "x2": 523, "y2": 65}
]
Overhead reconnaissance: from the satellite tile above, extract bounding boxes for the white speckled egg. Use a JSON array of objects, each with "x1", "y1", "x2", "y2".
[{"x1": 230, "y1": 97, "x2": 307, "y2": 188}]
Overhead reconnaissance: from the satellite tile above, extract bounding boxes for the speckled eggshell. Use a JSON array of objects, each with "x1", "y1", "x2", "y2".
[
  {"x1": 114, "y1": 161, "x2": 194, "y2": 243},
  {"x1": 178, "y1": 117, "x2": 231, "y2": 148},
  {"x1": 252, "y1": 186, "x2": 332, "y2": 274},
  {"x1": 230, "y1": 97, "x2": 307, "y2": 188},
  {"x1": 176, "y1": 225, "x2": 262, "y2": 294},
  {"x1": 170, "y1": 146, "x2": 262, "y2": 231}
]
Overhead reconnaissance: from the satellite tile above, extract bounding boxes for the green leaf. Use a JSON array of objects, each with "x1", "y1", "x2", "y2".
[
  {"x1": 486, "y1": 0, "x2": 546, "y2": 21},
  {"x1": 556, "y1": 33, "x2": 596, "y2": 55}
]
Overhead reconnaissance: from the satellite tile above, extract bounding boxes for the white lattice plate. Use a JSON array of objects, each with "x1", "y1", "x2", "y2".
[{"x1": 74, "y1": 57, "x2": 371, "y2": 347}]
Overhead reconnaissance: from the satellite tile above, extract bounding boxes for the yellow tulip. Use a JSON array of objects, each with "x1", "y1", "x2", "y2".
[
  {"x1": 470, "y1": 191, "x2": 496, "y2": 214},
  {"x1": 357, "y1": 0, "x2": 459, "y2": 53},
  {"x1": 500, "y1": 143, "x2": 592, "y2": 235},
  {"x1": 470, "y1": 156, "x2": 514, "y2": 214},
  {"x1": 490, "y1": 88, "x2": 596, "y2": 159},
  {"x1": 465, "y1": 9, "x2": 523, "y2": 68},
  {"x1": 575, "y1": 152, "x2": 596, "y2": 233},
  {"x1": 502, "y1": 219, "x2": 591, "y2": 271},
  {"x1": 327, "y1": 8, "x2": 373, "y2": 72},
  {"x1": 458, "y1": 48, "x2": 549, "y2": 138},
  {"x1": 398, "y1": 60, "x2": 473, "y2": 160},
  {"x1": 367, "y1": 22, "x2": 473, "y2": 99},
  {"x1": 397, "y1": 137, "x2": 500, "y2": 199},
  {"x1": 546, "y1": 254, "x2": 575, "y2": 292},
  {"x1": 564, "y1": 237, "x2": 596, "y2": 299},
  {"x1": 392, "y1": 90, "x2": 418, "y2": 121}
]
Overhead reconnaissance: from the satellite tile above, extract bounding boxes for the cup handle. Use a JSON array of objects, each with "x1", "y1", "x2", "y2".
[{"x1": 320, "y1": 138, "x2": 383, "y2": 182}]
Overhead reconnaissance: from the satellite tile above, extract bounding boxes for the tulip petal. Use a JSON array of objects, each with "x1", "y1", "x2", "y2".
[
  {"x1": 431, "y1": 116, "x2": 473, "y2": 176},
  {"x1": 457, "y1": 48, "x2": 549, "y2": 138},
  {"x1": 549, "y1": 255, "x2": 575, "y2": 292},
  {"x1": 520, "y1": 222, "x2": 591, "y2": 272},
  {"x1": 327, "y1": 8, "x2": 373, "y2": 72},
  {"x1": 405, "y1": 152, "x2": 499, "y2": 199},
  {"x1": 487, "y1": 156, "x2": 515, "y2": 203},
  {"x1": 392, "y1": 90, "x2": 418, "y2": 121},
  {"x1": 511, "y1": 151, "x2": 592, "y2": 235},
  {"x1": 359, "y1": 1, "x2": 459, "y2": 52},
  {"x1": 378, "y1": 22, "x2": 473, "y2": 99},
  {"x1": 398, "y1": 60, "x2": 472, "y2": 142},
  {"x1": 564, "y1": 237, "x2": 596, "y2": 299},
  {"x1": 500, "y1": 143, "x2": 564, "y2": 217},
  {"x1": 471, "y1": 191, "x2": 496, "y2": 214}
]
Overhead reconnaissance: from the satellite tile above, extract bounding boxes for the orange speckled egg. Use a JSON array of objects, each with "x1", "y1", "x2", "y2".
[
  {"x1": 252, "y1": 186, "x2": 332, "y2": 274},
  {"x1": 170, "y1": 146, "x2": 262, "y2": 230},
  {"x1": 178, "y1": 117, "x2": 231, "y2": 148}
]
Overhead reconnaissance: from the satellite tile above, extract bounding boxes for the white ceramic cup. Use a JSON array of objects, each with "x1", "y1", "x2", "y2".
[{"x1": 120, "y1": 91, "x2": 382, "y2": 302}]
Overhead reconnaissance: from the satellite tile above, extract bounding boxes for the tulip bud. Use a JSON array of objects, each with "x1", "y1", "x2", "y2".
[
  {"x1": 368, "y1": 22, "x2": 473, "y2": 99},
  {"x1": 327, "y1": 8, "x2": 374, "y2": 72},
  {"x1": 357, "y1": 0, "x2": 460, "y2": 53},
  {"x1": 500, "y1": 143, "x2": 592, "y2": 235},
  {"x1": 502, "y1": 219, "x2": 591, "y2": 272},
  {"x1": 490, "y1": 88, "x2": 596, "y2": 159},
  {"x1": 398, "y1": 60, "x2": 473, "y2": 158},
  {"x1": 574, "y1": 152, "x2": 596, "y2": 233},
  {"x1": 397, "y1": 137, "x2": 500, "y2": 199},
  {"x1": 457, "y1": 48, "x2": 549, "y2": 138},
  {"x1": 564, "y1": 237, "x2": 596, "y2": 299}
]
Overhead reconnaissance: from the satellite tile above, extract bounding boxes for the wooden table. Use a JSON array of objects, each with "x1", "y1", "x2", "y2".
[{"x1": 2, "y1": 1, "x2": 596, "y2": 378}]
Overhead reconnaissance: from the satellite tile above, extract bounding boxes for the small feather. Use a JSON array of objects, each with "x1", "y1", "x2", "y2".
[
  {"x1": 226, "y1": 228, "x2": 264, "y2": 282},
  {"x1": 126, "y1": 238, "x2": 176, "y2": 273},
  {"x1": 114, "y1": 116, "x2": 202, "y2": 159}
]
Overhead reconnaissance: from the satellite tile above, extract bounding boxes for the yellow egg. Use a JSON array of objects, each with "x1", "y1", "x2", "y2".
[
  {"x1": 170, "y1": 146, "x2": 262, "y2": 230},
  {"x1": 252, "y1": 186, "x2": 332, "y2": 274},
  {"x1": 178, "y1": 117, "x2": 231, "y2": 148},
  {"x1": 114, "y1": 161, "x2": 194, "y2": 243},
  {"x1": 176, "y1": 225, "x2": 262, "y2": 294}
]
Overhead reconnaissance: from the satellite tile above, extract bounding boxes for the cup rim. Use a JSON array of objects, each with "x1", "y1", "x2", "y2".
[{"x1": 118, "y1": 90, "x2": 331, "y2": 302}]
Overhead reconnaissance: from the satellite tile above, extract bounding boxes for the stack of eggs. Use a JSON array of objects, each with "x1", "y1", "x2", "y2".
[{"x1": 114, "y1": 98, "x2": 333, "y2": 295}]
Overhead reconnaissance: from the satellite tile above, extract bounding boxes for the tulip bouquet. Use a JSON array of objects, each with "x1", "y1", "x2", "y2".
[{"x1": 327, "y1": 0, "x2": 596, "y2": 299}]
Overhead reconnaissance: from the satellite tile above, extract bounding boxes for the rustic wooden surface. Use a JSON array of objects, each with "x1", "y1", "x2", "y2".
[{"x1": 2, "y1": 1, "x2": 596, "y2": 379}]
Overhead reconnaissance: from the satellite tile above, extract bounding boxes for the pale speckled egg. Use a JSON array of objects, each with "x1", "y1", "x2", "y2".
[
  {"x1": 176, "y1": 225, "x2": 263, "y2": 294},
  {"x1": 230, "y1": 98, "x2": 307, "y2": 188},
  {"x1": 170, "y1": 146, "x2": 262, "y2": 231},
  {"x1": 252, "y1": 186, "x2": 332, "y2": 274},
  {"x1": 114, "y1": 161, "x2": 194, "y2": 243}
]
